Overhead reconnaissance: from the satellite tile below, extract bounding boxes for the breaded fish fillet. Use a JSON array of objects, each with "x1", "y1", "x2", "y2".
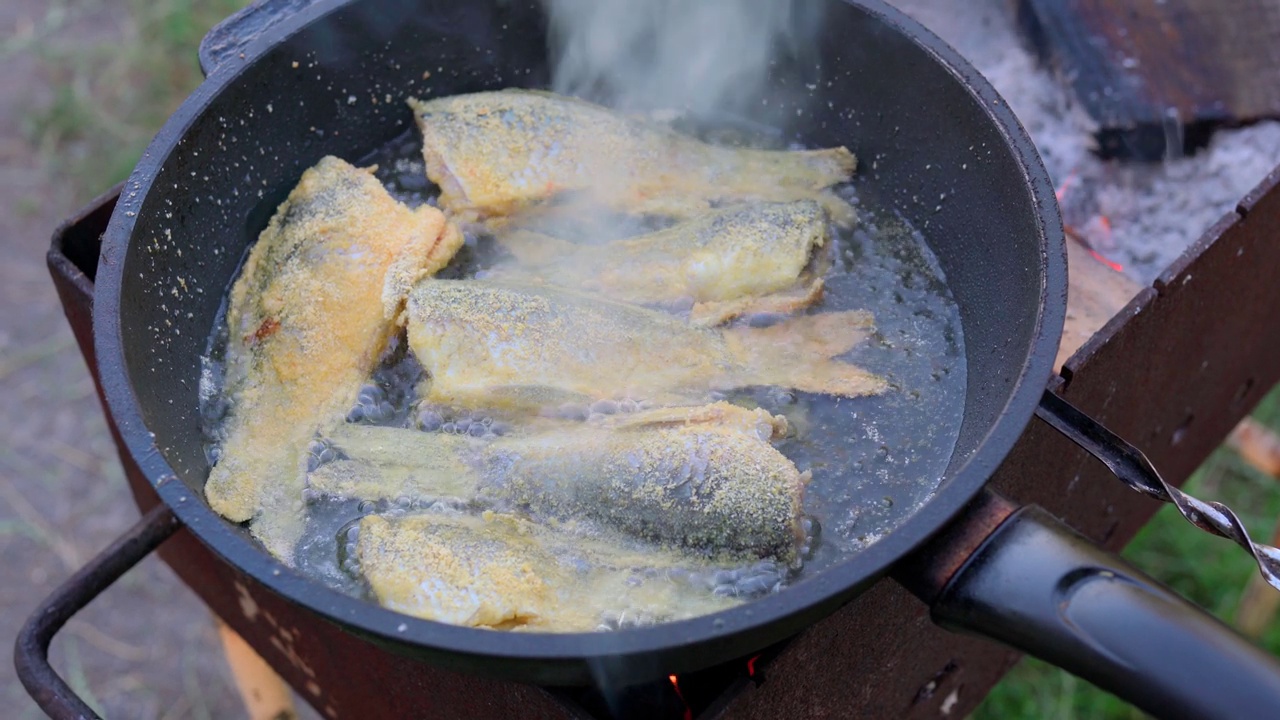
[
  {"x1": 493, "y1": 200, "x2": 828, "y2": 324},
  {"x1": 205, "y1": 156, "x2": 462, "y2": 560},
  {"x1": 310, "y1": 403, "x2": 807, "y2": 559},
  {"x1": 408, "y1": 90, "x2": 855, "y2": 222},
  {"x1": 357, "y1": 512, "x2": 740, "y2": 631},
  {"x1": 404, "y1": 280, "x2": 886, "y2": 415}
]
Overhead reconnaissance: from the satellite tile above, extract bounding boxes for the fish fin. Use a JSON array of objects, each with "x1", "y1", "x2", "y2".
[
  {"x1": 689, "y1": 277, "x2": 825, "y2": 327},
  {"x1": 726, "y1": 310, "x2": 887, "y2": 398},
  {"x1": 730, "y1": 147, "x2": 856, "y2": 224}
]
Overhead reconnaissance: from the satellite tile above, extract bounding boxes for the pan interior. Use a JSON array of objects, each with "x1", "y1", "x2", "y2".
[
  {"x1": 193, "y1": 120, "x2": 968, "y2": 601},
  {"x1": 104, "y1": 0, "x2": 1055, "y2": 668}
]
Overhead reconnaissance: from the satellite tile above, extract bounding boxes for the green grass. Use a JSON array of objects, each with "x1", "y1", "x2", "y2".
[
  {"x1": 22, "y1": 0, "x2": 248, "y2": 202},
  {"x1": 973, "y1": 383, "x2": 1280, "y2": 719}
]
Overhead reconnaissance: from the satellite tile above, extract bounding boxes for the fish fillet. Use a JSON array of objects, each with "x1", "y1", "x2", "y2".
[
  {"x1": 404, "y1": 279, "x2": 886, "y2": 415},
  {"x1": 357, "y1": 512, "x2": 741, "y2": 631},
  {"x1": 492, "y1": 200, "x2": 829, "y2": 321},
  {"x1": 408, "y1": 90, "x2": 856, "y2": 222},
  {"x1": 205, "y1": 156, "x2": 462, "y2": 560},
  {"x1": 310, "y1": 403, "x2": 807, "y2": 559}
]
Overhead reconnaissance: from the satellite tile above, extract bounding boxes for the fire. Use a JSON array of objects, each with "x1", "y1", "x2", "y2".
[
  {"x1": 1089, "y1": 247, "x2": 1124, "y2": 273},
  {"x1": 747, "y1": 654, "x2": 760, "y2": 678},
  {"x1": 1055, "y1": 171, "x2": 1125, "y2": 273},
  {"x1": 1054, "y1": 171, "x2": 1078, "y2": 202},
  {"x1": 668, "y1": 675, "x2": 692, "y2": 720}
]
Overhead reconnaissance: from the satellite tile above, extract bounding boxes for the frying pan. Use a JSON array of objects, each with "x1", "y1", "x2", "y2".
[{"x1": 17, "y1": 0, "x2": 1280, "y2": 718}]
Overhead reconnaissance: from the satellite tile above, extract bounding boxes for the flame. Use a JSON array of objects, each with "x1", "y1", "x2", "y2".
[
  {"x1": 1065, "y1": 224, "x2": 1125, "y2": 273},
  {"x1": 668, "y1": 675, "x2": 692, "y2": 720},
  {"x1": 747, "y1": 655, "x2": 760, "y2": 678},
  {"x1": 1054, "y1": 171, "x2": 1078, "y2": 202},
  {"x1": 1089, "y1": 248, "x2": 1125, "y2": 273},
  {"x1": 1086, "y1": 215, "x2": 1123, "y2": 271},
  {"x1": 1056, "y1": 169, "x2": 1125, "y2": 273}
]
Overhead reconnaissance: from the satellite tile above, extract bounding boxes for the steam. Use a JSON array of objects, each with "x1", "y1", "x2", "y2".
[{"x1": 544, "y1": 0, "x2": 823, "y2": 117}]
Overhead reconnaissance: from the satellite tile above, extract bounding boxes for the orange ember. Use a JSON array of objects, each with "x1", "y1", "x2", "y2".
[
  {"x1": 1089, "y1": 248, "x2": 1125, "y2": 273},
  {"x1": 1056, "y1": 171, "x2": 1125, "y2": 273},
  {"x1": 668, "y1": 675, "x2": 692, "y2": 720},
  {"x1": 1054, "y1": 172, "x2": 1078, "y2": 202},
  {"x1": 1084, "y1": 214, "x2": 1123, "y2": 271}
]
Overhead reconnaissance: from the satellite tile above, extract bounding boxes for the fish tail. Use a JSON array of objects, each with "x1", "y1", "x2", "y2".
[
  {"x1": 690, "y1": 277, "x2": 825, "y2": 327},
  {"x1": 730, "y1": 146, "x2": 856, "y2": 198},
  {"x1": 775, "y1": 358, "x2": 889, "y2": 397},
  {"x1": 250, "y1": 511, "x2": 306, "y2": 566},
  {"x1": 727, "y1": 310, "x2": 887, "y2": 398},
  {"x1": 796, "y1": 146, "x2": 857, "y2": 182},
  {"x1": 730, "y1": 309, "x2": 875, "y2": 358}
]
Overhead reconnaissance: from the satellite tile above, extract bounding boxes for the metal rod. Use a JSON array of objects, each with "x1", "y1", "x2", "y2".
[
  {"x1": 1036, "y1": 389, "x2": 1280, "y2": 592},
  {"x1": 14, "y1": 505, "x2": 181, "y2": 720}
]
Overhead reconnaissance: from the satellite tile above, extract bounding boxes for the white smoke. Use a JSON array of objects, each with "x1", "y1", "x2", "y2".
[{"x1": 544, "y1": 0, "x2": 822, "y2": 117}]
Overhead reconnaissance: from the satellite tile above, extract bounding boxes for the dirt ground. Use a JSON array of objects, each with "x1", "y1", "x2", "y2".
[{"x1": 0, "y1": 3, "x2": 260, "y2": 718}]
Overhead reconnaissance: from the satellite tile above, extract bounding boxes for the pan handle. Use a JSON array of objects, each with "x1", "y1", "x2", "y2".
[
  {"x1": 1036, "y1": 389, "x2": 1280, "y2": 590},
  {"x1": 919, "y1": 500, "x2": 1280, "y2": 720},
  {"x1": 198, "y1": 0, "x2": 321, "y2": 77},
  {"x1": 14, "y1": 506, "x2": 182, "y2": 720},
  {"x1": 897, "y1": 391, "x2": 1280, "y2": 717}
]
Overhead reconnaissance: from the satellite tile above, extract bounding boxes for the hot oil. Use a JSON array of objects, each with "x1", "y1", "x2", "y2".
[
  {"x1": 765, "y1": 184, "x2": 967, "y2": 576},
  {"x1": 200, "y1": 124, "x2": 966, "y2": 623}
]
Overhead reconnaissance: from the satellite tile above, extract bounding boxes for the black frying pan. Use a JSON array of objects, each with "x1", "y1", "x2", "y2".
[{"x1": 17, "y1": 1, "x2": 1280, "y2": 718}]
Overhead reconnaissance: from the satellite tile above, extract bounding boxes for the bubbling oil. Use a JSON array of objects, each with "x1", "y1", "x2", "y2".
[{"x1": 200, "y1": 123, "x2": 966, "y2": 626}]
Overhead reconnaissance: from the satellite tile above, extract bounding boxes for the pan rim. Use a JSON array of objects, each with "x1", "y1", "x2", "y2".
[{"x1": 93, "y1": 0, "x2": 1067, "y2": 684}]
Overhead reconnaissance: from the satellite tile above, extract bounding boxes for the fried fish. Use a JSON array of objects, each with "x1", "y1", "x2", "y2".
[
  {"x1": 408, "y1": 90, "x2": 855, "y2": 222},
  {"x1": 493, "y1": 200, "x2": 829, "y2": 324},
  {"x1": 205, "y1": 156, "x2": 462, "y2": 560},
  {"x1": 311, "y1": 403, "x2": 807, "y2": 560},
  {"x1": 357, "y1": 512, "x2": 741, "y2": 631},
  {"x1": 404, "y1": 279, "x2": 885, "y2": 415}
]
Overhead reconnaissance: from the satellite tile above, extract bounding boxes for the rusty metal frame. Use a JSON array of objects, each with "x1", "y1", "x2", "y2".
[{"x1": 710, "y1": 167, "x2": 1280, "y2": 720}]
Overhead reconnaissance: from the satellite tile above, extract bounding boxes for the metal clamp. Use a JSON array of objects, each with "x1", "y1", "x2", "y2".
[{"x1": 1037, "y1": 389, "x2": 1280, "y2": 591}]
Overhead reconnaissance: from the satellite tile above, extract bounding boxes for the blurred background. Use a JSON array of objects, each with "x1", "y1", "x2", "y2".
[{"x1": 1, "y1": 1, "x2": 1278, "y2": 718}]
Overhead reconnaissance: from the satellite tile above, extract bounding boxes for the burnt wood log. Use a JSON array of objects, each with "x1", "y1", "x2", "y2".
[{"x1": 1016, "y1": 0, "x2": 1280, "y2": 159}]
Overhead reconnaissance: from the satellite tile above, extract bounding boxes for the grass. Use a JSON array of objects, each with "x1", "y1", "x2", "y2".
[
  {"x1": 21, "y1": 0, "x2": 248, "y2": 203},
  {"x1": 974, "y1": 383, "x2": 1280, "y2": 719}
]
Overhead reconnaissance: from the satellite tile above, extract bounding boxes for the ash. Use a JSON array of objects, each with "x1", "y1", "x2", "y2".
[{"x1": 891, "y1": 0, "x2": 1280, "y2": 284}]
